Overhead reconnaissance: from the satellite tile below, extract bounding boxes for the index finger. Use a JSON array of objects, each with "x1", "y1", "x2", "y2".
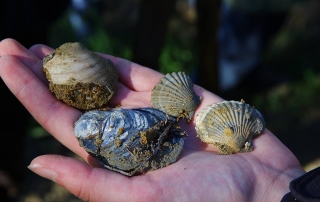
[
  {"x1": 100, "y1": 54, "x2": 165, "y2": 92},
  {"x1": 30, "y1": 43, "x2": 164, "y2": 92},
  {"x1": 0, "y1": 38, "x2": 48, "y2": 84},
  {"x1": 0, "y1": 41, "x2": 88, "y2": 159}
]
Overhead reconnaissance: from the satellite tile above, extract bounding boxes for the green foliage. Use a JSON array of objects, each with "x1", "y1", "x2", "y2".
[
  {"x1": 48, "y1": 10, "x2": 78, "y2": 48},
  {"x1": 48, "y1": 8, "x2": 132, "y2": 59},
  {"x1": 254, "y1": 69, "x2": 320, "y2": 116},
  {"x1": 48, "y1": 6, "x2": 199, "y2": 75},
  {"x1": 27, "y1": 117, "x2": 50, "y2": 139},
  {"x1": 85, "y1": 27, "x2": 132, "y2": 59},
  {"x1": 159, "y1": 35, "x2": 197, "y2": 74}
]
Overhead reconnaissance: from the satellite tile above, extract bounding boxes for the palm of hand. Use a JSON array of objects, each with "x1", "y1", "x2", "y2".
[{"x1": 0, "y1": 39, "x2": 304, "y2": 202}]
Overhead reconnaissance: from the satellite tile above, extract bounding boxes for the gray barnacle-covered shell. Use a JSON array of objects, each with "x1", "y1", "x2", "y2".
[
  {"x1": 195, "y1": 100, "x2": 265, "y2": 155},
  {"x1": 74, "y1": 108, "x2": 187, "y2": 176},
  {"x1": 151, "y1": 72, "x2": 201, "y2": 122},
  {"x1": 43, "y1": 42, "x2": 118, "y2": 110}
]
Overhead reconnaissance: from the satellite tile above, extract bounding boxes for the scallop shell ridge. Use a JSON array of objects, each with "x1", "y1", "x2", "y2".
[
  {"x1": 195, "y1": 100, "x2": 265, "y2": 154},
  {"x1": 151, "y1": 72, "x2": 201, "y2": 121}
]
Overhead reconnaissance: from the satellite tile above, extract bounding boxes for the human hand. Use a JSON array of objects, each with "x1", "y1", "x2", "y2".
[{"x1": 0, "y1": 38, "x2": 305, "y2": 202}]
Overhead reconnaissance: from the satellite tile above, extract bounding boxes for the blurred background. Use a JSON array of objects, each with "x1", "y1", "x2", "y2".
[{"x1": 1, "y1": 0, "x2": 320, "y2": 201}]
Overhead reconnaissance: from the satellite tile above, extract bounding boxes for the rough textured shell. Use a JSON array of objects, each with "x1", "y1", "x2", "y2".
[
  {"x1": 43, "y1": 42, "x2": 118, "y2": 110},
  {"x1": 151, "y1": 72, "x2": 201, "y2": 121},
  {"x1": 74, "y1": 108, "x2": 186, "y2": 176},
  {"x1": 195, "y1": 100, "x2": 265, "y2": 154}
]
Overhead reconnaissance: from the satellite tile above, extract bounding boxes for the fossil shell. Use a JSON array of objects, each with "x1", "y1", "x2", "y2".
[
  {"x1": 195, "y1": 100, "x2": 265, "y2": 155},
  {"x1": 74, "y1": 108, "x2": 187, "y2": 176},
  {"x1": 43, "y1": 42, "x2": 118, "y2": 110},
  {"x1": 151, "y1": 72, "x2": 201, "y2": 121}
]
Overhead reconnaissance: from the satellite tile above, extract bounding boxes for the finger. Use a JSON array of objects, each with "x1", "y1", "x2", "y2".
[
  {"x1": 109, "y1": 82, "x2": 152, "y2": 108},
  {"x1": 29, "y1": 44, "x2": 152, "y2": 108},
  {"x1": 29, "y1": 43, "x2": 54, "y2": 58},
  {"x1": 0, "y1": 55, "x2": 87, "y2": 158},
  {"x1": 99, "y1": 53, "x2": 164, "y2": 92},
  {"x1": 0, "y1": 38, "x2": 48, "y2": 84},
  {"x1": 28, "y1": 155, "x2": 158, "y2": 202},
  {"x1": 28, "y1": 42, "x2": 223, "y2": 106},
  {"x1": 28, "y1": 43, "x2": 224, "y2": 108},
  {"x1": 30, "y1": 44, "x2": 153, "y2": 108},
  {"x1": 29, "y1": 43, "x2": 164, "y2": 92}
]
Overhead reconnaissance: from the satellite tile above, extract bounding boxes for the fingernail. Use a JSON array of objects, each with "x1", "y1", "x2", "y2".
[{"x1": 28, "y1": 164, "x2": 57, "y2": 182}]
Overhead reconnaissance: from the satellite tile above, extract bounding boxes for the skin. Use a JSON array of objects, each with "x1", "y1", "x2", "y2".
[{"x1": 0, "y1": 38, "x2": 305, "y2": 202}]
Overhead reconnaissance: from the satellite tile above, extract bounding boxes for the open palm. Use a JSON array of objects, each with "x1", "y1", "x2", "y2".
[{"x1": 0, "y1": 39, "x2": 305, "y2": 202}]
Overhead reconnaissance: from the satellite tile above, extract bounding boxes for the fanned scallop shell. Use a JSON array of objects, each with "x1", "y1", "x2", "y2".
[
  {"x1": 74, "y1": 108, "x2": 187, "y2": 176},
  {"x1": 43, "y1": 42, "x2": 118, "y2": 110},
  {"x1": 151, "y1": 72, "x2": 201, "y2": 121},
  {"x1": 195, "y1": 100, "x2": 265, "y2": 154}
]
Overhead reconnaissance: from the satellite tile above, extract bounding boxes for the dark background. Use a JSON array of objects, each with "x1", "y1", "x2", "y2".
[{"x1": 1, "y1": 0, "x2": 320, "y2": 201}]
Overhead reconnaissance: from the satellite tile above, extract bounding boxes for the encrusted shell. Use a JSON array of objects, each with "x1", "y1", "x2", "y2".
[
  {"x1": 151, "y1": 72, "x2": 201, "y2": 121},
  {"x1": 195, "y1": 100, "x2": 265, "y2": 155},
  {"x1": 74, "y1": 108, "x2": 187, "y2": 176},
  {"x1": 43, "y1": 42, "x2": 118, "y2": 110}
]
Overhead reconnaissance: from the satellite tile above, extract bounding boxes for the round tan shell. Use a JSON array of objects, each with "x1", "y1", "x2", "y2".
[
  {"x1": 195, "y1": 100, "x2": 265, "y2": 154},
  {"x1": 151, "y1": 72, "x2": 201, "y2": 121},
  {"x1": 43, "y1": 42, "x2": 118, "y2": 110}
]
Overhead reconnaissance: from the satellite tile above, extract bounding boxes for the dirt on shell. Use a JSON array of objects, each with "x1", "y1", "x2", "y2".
[{"x1": 49, "y1": 82, "x2": 114, "y2": 110}]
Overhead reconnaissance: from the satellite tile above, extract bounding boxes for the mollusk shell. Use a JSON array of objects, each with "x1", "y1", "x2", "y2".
[
  {"x1": 74, "y1": 108, "x2": 186, "y2": 176},
  {"x1": 43, "y1": 42, "x2": 118, "y2": 110},
  {"x1": 151, "y1": 72, "x2": 201, "y2": 121},
  {"x1": 195, "y1": 100, "x2": 265, "y2": 154}
]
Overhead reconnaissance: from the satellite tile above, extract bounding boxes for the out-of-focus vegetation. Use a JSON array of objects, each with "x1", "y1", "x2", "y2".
[
  {"x1": 159, "y1": 35, "x2": 197, "y2": 74},
  {"x1": 252, "y1": 0, "x2": 320, "y2": 168},
  {"x1": 48, "y1": 9, "x2": 132, "y2": 59},
  {"x1": 48, "y1": 1, "x2": 197, "y2": 74}
]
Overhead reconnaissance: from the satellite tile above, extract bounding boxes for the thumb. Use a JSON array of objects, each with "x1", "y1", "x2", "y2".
[{"x1": 28, "y1": 154, "x2": 139, "y2": 202}]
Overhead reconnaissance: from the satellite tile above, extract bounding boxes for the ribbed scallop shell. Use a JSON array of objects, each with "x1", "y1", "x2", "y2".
[
  {"x1": 74, "y1": 108, "x2": 186, "y2": 176},
  {"x1": 195, "y1": 100, "x2": 265, "y2": 154},
  {"x1": 43, "y1": 42, "x2": 118, "y2": 110},
  {"x1": 151, "y1": 72, "x2": 201, "y2": 121}
]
